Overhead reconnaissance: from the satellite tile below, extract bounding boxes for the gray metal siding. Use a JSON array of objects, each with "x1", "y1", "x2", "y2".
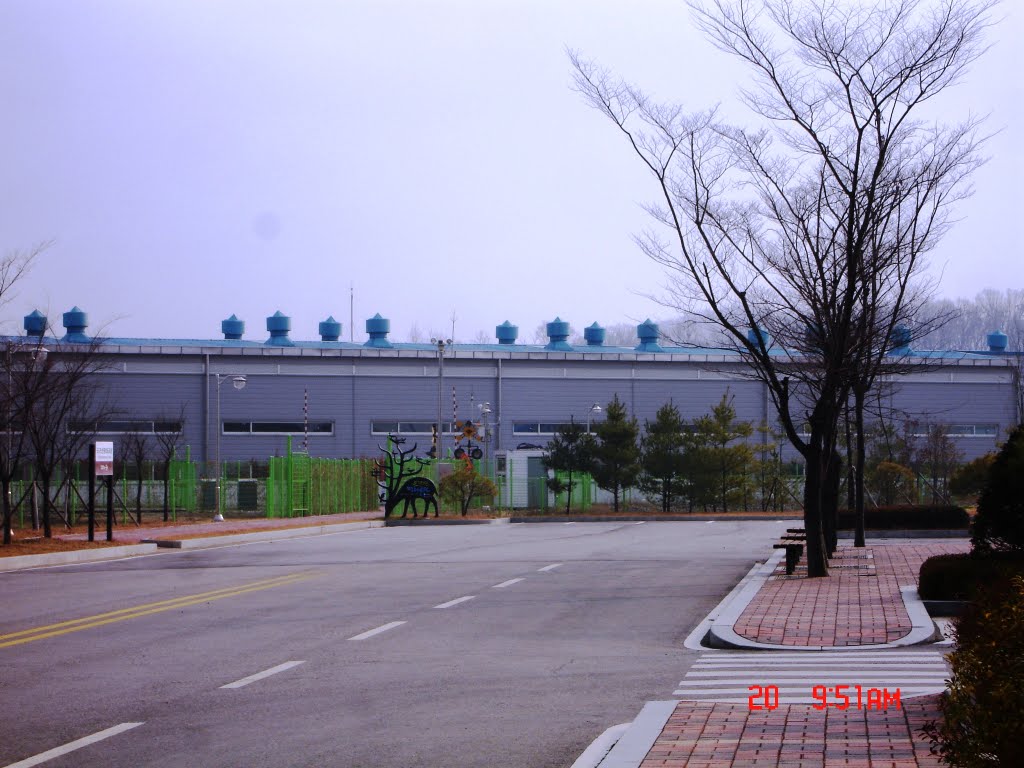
[{"x1": 65, "y1": 349, "x2": 1017, "y2": 466}]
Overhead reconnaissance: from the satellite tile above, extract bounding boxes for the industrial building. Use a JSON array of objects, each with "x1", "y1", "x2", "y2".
[{"x1": 10, "y1": 307, "x2": 1020, "y2": 471}]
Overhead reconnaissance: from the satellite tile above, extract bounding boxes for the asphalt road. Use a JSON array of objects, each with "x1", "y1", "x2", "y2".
[{"x1": 0, "y1": 520, "x2": 786, "y2": 768}]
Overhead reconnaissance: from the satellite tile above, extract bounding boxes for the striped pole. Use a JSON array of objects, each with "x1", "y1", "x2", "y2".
[{"x1": 303, "y1": 388, "x2": 309, "y2": 452}]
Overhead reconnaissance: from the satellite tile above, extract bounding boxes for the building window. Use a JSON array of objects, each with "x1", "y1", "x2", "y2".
[
  {"x1": 68, "y1": 419, "x2": 184, "y2": 434},
  {"x1": 223, "y1": 421, "x2": 334, "y2": 435},
  {"x1": 371, "y1": 421, "x2": 456, "y2": 435},
  {"x1": 513, "y1": 422, "x2": 577, "y2": 435}
]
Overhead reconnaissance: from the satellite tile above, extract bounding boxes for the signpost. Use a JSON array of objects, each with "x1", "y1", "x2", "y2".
[
  {"x1": 95, "y1": 441, "x2": 114, "y2": 477},
  {"x1": 90, "y1": 441, "x2": 115, "y2": 542}
]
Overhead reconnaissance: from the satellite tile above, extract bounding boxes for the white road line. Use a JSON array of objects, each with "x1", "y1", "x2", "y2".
[
  {"x1": 564, "y1": 522, "x2": 576, "y2": 525},
  {"x1": 634, "y1": 521, "x2": 646, "y2": 525},
  {"x1": 706, "y1": 521, "x2": 715, "y2": 524},
  {"x1": 538, "y1": 563, "x2": 563, "y2": 572},
  {"x1": 492, "y1": 578, "x2": 525, "y2": 589},
  {"x1": 220, "y1": 660, "x2": 306, "y2": 689},
  {"x1": 434, "y1": 596, "x2": 475, "y2": 609},
  {"x1": 348, "y1": 621, "x2": 407, "y2": 641},
  {"x1": 3, "y1": 722, "x2": 144, "y2": 768}
]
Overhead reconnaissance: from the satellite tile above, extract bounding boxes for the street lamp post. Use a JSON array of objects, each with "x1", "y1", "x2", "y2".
[
  {"x1": 431, "y1": 338, "x2": 452, "y2": 459},
  {"x1": 587, "y1": 402, "x2": 602, "y2": 433},
  {"x1": 214, "y1": 374, "x2": 246, "y2": 522},
  {"x1": 478, "y1": 402, "x2": 492, "y2": 465}
]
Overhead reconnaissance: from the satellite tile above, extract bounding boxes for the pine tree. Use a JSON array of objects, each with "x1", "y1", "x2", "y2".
[
  {"x1": 689, "y1": 394, "x2": 754, "y2": 512},
  {"x1": 638, "y1": 402, "x2": 687, "y2": 513},
  {"x1": 971, "y1": 424, "x2": 1024, "y2": 554},
  {"x1": 543, "y1": 419, "x2": 594, "y2": 515},
  {"x1": 591, "y1": 394, "x2": 640, "y2": 512}
]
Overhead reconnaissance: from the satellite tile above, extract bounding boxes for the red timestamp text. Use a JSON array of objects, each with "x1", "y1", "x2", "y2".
[{"x1": 747, "y1": 684, "x2": 901, "y2": 711}]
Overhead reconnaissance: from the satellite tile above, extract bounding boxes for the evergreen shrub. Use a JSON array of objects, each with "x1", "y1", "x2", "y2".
[
  {"x1": 971, "y1": 424, "x2": 1024, "y2": 554},
  {"x1": 918, "y1": 551, "x2": 1024, "y2": 601},
  {"x1": 837, "y1": 504, "x2": 968, "y2": 530},
  {"x1": 924, "y1": 576, "x2": 1024, "y2": 765}
]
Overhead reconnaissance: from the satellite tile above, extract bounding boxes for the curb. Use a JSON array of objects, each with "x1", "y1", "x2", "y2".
[
  {"x1": 0, "y1": 543, "x2": 159, "y2": 572},
  {"x1": 595, "y1": 701, "x2": 678, "y2": 768},
  {"x1": 145, "y1": 520, "x2": 385, "y2": 549},
  {"x1": 707, "y1": 553, "x2": 940, "y2": 651},
  {"x1": 508, "y1": 515, "x2": 799, "y2": 524},
  {"x1": 383, "y1": 518, "x2": 491, "y2": 527}
]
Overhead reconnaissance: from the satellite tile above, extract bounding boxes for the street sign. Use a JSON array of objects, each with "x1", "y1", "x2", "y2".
[{"x1": 95, "y1": 441, "x2": 114, "y2": 476}]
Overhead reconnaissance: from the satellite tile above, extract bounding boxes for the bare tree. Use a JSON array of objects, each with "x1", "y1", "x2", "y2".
[
  {"x1": 1, "y1": 243, "x2": 47, "y2": 544},
  {"x1": 1, "y1": 339, "x2": 49, "y2": 544},
  {"x1": 918, "y1": 288, "x2": 1024, "y2": 350},
  {"x1": 572, "y1": 0, "x2": 995, "y2": 575},
  {"x1": 22, "y1": 340, "x2": 115, "y2": 538},
  {"x1": 121, "y1": 428, "x2": 150, "y2": 524},
  {"x1": 0, "y1": 243, "x2": 46, "y2": 320},
  {"x1": 153, "y1": 407, "x2": 187, "y2": 522}
]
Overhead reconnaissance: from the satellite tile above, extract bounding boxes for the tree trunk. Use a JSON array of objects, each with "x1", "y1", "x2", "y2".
[
  {"x1": 853, "y1": 388, "x2": 867, "y2": 547},
  {"x1": 135, "y1": 476, "x2": 144, "y2": 524},
  {"x1": 802, "y1": 444, "x2": 830, "y2": 578},
  {"x1": 564, "y1": 470, "x2": 572, "y2": 515},
  {"x1": 41, "y1": 475, "x2": 52, "y2": 539},
  {"x1": 2, "y1": 479, "x2": 12, "y2": 545},
  {"x1": 824, "y1": 450, "x2": 841, "y2": 557},
  {"x1": 162, "y1": 462, "x2": 170, "y2": 522}
]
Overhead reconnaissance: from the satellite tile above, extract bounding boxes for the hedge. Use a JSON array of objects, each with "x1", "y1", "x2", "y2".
[
  {"x1": 918, "y1": 551, "x2": 1024, "y2": 601},
  {"x1": 924, "y1": 576, "x2": 1024, "y2": 764},
  {"x1": 838, "y1": 504, "x2": 969, "y2": 531}
]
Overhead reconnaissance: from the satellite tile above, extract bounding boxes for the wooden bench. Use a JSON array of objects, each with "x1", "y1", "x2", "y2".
[{"x1": 773, "y1": 541, "x2": 804, "y2": 574}]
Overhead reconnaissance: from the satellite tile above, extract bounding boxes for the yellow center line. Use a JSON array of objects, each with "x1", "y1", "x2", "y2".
[
  {"x1": 0, "y1": 572, "x2": 318, "y2": 650},
  {"x1": 0, "y1": 573, "x2": 309, "y2": 641}
]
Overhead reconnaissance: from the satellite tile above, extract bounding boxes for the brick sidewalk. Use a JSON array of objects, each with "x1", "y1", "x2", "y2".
[
  {"x1": 642, "y1": 697, "x2": 943, "y2": 767},
  {"x1": 733, "y1": 542, "x2": 968, "y2": 647},
  {"x1": 639, "y1": 541, "x2": 964, "y2": 768}
]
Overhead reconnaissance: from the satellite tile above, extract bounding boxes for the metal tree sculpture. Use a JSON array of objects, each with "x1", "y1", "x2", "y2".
[{"x1": 372, "y1": 435, "x2": 438, "y2": 518}]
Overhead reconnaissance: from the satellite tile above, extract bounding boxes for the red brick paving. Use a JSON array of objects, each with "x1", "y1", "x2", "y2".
[
  {"x1": 640, "y1": 541, "x2": 962, "y2": 767},
  {"x1": 733, "y1": 542, "x2": 968, "y2": 646},
  {"x1": 641, "y1": 698, "x2": 943, "y2": 768}
]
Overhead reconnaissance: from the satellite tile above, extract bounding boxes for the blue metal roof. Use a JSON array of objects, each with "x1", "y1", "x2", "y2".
[{"x1": 0, "y1": 332, "x2": 1006, "y2": 360}]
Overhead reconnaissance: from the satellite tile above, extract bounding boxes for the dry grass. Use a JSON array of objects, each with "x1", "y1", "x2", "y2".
[{"x1": 0, "y1": 537, "x2": 125, "y2": 557}]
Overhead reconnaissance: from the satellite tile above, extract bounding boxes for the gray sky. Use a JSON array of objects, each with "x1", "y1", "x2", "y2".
[{"x1": 2, "y1": 0, "x2": 1021, "y2": 344}]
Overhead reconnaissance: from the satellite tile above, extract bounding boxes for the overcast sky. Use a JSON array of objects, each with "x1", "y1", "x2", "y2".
[{"x1": 1, "y1": 0, "x2": 1021, "y2": 345}]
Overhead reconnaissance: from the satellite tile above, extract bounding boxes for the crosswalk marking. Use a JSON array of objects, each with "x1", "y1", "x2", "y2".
[{"x1": 674, "y1": 650, "x2": 950, "y2": 705}]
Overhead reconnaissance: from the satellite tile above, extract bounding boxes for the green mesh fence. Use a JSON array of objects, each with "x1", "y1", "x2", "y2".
[{"x1": 266, "y1": 440, "x2": 378, "y2": 518}]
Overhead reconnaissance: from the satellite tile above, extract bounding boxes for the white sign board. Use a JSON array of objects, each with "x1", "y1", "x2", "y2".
[{"x1": 95, "y1": 441, "x2": 114, "y2": 476}]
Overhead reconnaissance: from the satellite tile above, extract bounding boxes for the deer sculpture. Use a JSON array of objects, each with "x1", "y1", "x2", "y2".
[{"x1": 372, "y1": 436, "x2": 439, "y2": 518}]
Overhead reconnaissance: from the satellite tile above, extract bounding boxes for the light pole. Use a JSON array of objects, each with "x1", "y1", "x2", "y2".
[
  {"x1": 478, "y1": 402, "x2": 492, "y2": 465},
  {"x1": 214, "y1": 374, "x2": 246, "y2": 522},
  {"x1": 587, "y1": 402, "x2": 602, "y2": 433},
  {"x1": 431, "y1": 338, "x2": 451, "y2": 459}
]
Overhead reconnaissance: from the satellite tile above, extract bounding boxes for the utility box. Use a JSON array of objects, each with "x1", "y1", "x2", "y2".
[
  {"x1": 237, "y1": 480, "x2": 259, "y2": 511},
  {"x1": 494, "y1": 448, "x2": 548, "y2": 508}
]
